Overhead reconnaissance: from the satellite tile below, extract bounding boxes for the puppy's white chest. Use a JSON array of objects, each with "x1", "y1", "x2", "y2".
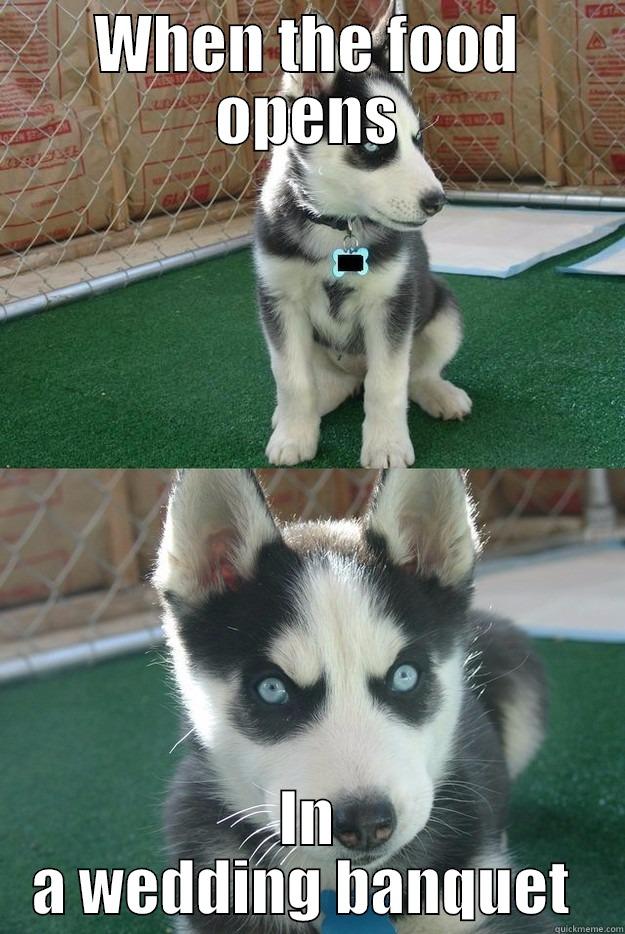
[
  {"x1": 258, "y1": 242, "x2": 409, "y2": 351},
  {"x1": 314, "y1": 256, "x2": 407, "y2": 336}
]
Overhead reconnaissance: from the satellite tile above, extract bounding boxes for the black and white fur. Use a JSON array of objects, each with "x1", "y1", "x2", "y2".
[
  {"x1": 255, "y1": 6, "x2": 472, "y2": 468},
  {"x1": 155, "y1": 469, "x2": 549, "y2": 933}
]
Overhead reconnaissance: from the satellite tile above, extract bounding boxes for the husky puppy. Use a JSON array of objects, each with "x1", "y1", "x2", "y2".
[
  {"x1": 254, "y1": 6, "x2": 472, "y2": 468},
  {"x1": 155, "y1": 469, "x2": 549, "y2": 933}
]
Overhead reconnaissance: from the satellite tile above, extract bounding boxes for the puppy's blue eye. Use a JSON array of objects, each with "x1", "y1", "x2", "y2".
[
  {"x1": 256, "y1": 676, "x2": 289, "y2": 705},
  {"x1": 363, "y1": 141, "x2": 380, "y2": 153},
  {"x1": 414, "y1": 131, "x2": 423, "y2": 147},
  {"x1": 390, "y1": 663, "x2": 419, "y2": 693}
]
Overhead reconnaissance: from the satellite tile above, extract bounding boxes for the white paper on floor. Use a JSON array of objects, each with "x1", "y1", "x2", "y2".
[
  {"x1": 475, "y1": 545, "x2": 625, "y2": 644},
  {"x1": 422, "y1": 204, "x2": 625, "y2": 278},
  {"x1": 558, "y1": 236, "x2": 625, "y2": 276}
]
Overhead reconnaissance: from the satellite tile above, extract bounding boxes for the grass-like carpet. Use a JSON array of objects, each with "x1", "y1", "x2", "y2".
[
  {"x1": 1, "y1": 639, "x2": 624, "y2": 931},
  {"x1": 3, "y1": 229, "x2": 625, "y2": 467}
]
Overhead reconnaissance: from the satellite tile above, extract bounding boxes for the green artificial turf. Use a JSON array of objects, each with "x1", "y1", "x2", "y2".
[
  {"x1": 2, "y1": 227, "x2": 625, "y2": 468},
  {"x1": 1, "y1": 640, "x2": 624, "y2": 931}
]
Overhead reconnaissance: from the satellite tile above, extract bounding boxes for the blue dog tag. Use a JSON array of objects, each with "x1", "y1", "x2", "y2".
[
  {"x1": 319, "y1": 889, "x2": 395, "y2": 933},
  {"x1": 332, "y1": 247, "x2": 369, "y2": 279}
]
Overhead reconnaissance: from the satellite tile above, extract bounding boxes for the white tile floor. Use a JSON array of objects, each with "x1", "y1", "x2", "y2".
[{"x1": 475, "y1": 543, "x2": 625, "y2": 642}]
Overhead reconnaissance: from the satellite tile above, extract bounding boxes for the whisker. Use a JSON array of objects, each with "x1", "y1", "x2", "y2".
[
  {"x1": 428, "y1": 815, "x2": 471, "y2": 838},
  {"x1": 272, "y1": 844, "x2": 287, "y2": 862},
  {"x1": 280, "y1": 845, "x2": 298, "y2": 866},
  {"x1": 254, "y1": 834, "x2": 282, "y2": 866},
  {"x1": 475, "y1": 655, "x2": 530, "y2": 691},
  {"x1": 169, "y1": 727, "x2": 194, "y2": 755},
  {"x1": 250, "y1": 829, "x2": 281, "y2": 862},
  {"x1": 252, "y1": 782, "x2": 277, "y2": 799},
  {"x1": 419, "y1": 114, "x2": 440, "y2": 133},
  {"x1": 432, "y1": 805, "x2": 478, "y2": 823},
  {"x1": 216, "y1": 803, "x2": 276, "y2": 825},
  {"x1": 436, "y1": 779, "x2": 495, "y2": 811},
  {"x1": 230, "y1": 808, "x2": 275, "y2": 828},
  {"x1": 240, "y1": 820, "x2": 280, "y2": 849}
]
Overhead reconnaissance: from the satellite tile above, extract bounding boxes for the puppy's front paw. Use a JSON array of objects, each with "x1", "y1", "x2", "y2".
[
  {"x1": 360, "y1": 424, "x2": 415, "y2": 468},
  {"x1": 410, "y1": 378, "x2": 472, "y2": 421},
  {"x1": 266, "y1": 418, "x2": 319, "y2": 465}
]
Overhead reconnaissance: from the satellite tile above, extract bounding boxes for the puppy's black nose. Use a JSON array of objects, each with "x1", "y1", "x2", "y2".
[
  {"x1": 420, "y1": 190, "x2": 447, "y2": 216},
  {"x1": 334, "y1": 797, "x2": 396, "y2": 851}
]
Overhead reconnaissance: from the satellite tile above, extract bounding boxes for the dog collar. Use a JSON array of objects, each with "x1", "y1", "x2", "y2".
[
  {"x1": 300, "y1": 210, "x2": 371, "y2": 278},
  {"x1": 319, "y1": 889, "x2": 396, "y2": 932},
  {"x1": 302, "y1": 209, "x2": 358, "y2": 233}
]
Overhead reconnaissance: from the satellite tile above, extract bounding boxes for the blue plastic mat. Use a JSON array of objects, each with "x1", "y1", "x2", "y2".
[{"x1": 558, "y1": 236, "x2": 625, "y2": 276}]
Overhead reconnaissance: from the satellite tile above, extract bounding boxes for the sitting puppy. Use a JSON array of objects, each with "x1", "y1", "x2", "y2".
[
  {"x1": 155, "y1": 469, "x2": 549, "y2": 932},
  {"x1": 254, "y1": 5, "x2": 472, "y2": 467}
]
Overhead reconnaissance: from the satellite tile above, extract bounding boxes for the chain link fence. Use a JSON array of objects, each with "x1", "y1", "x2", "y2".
[
  {"x1": 1, "y1": 468, "x2": 623, "y2": 682},
  {"x1": 1, "y1": 0, "x2": 624, "y2": 316}
]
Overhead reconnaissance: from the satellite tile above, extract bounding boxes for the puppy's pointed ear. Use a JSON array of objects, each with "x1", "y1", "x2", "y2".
[
  {"x1": 370, "y1": 0, "x2": 397, "y2": 68},
  {"x1": 365, "y1": 469, "x2": 480, "y2": 587},
  {"x1": 281, "y1": 9, "x2": 338, "y2": 98},
  {"x1": 154, "y1": 470, "x2": 279, "y2": 604}
]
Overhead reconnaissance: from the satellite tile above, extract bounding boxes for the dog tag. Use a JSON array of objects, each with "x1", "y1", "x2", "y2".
[
  {"x1": 320, "y1": 890, "x2": 396, "y2": 932},
  {"x1": 332, "y1": 247, "x2": 369, "y2": 279}
]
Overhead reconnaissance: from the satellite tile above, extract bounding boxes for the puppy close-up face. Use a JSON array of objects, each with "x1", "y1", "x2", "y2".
[{"x1": 155, "y1": 469, "x2": 478, "y2": 870}]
